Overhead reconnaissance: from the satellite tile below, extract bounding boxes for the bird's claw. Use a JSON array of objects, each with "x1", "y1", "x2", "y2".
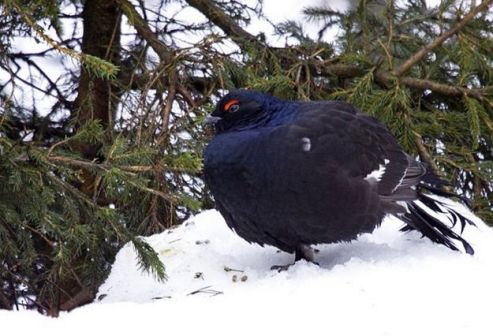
[{"x1": 270, "y1": 263, "x2": 294, "y2": 272}]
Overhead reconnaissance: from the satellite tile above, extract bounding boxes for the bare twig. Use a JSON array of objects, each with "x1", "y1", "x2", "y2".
[
  {"x1": 116, "y1": 0, "x2": 173, "y2": 62},
  {"x1": 157, "y1": 71, "x2": 177, "y2": 146},
  {"x1": 21, "y1": 222, "x2": 55, "y2": 248},
  {"x1": 187, "y1": 286, "x2": 223, "y2": 297},
  {"x1": 223, "y1": 266, "x2": 244, "y2": 273},
  {"x1": 185, "y1": 0, "x2": 259, "y2": 46}
]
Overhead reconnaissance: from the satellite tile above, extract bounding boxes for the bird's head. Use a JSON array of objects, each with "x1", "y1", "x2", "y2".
[{"x1": 205, "y1": 90, "x2": 282, "y2": 133}]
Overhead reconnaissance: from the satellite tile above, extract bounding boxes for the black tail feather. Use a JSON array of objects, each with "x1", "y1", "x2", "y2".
[
  {"x1": 418, "y1": 183, "x2": 473, "y2": 208},
  {"x1": 399, "y1": 186, "x2": 475, "y2": 255}
]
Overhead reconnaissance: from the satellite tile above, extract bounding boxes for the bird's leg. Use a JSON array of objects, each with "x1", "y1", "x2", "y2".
[
  {"x1": 295, "y1": 244, "x2": 315, "y2": 262},
  {"x1": 270, "y1": 244, "x2": 317, "y2": 272}
]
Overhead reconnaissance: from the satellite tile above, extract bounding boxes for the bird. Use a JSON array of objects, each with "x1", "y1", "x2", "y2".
[{"x1": 203, "y1": 89, "x2": 475, "y2": 269}]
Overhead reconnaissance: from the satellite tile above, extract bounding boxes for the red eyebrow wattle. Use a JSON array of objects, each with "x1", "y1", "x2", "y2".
[{"x1": 224, "y1": 99, "x2": 239, "y2": 111}]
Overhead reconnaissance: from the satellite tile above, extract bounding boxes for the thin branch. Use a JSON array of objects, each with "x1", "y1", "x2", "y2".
[
  {"x1": 177, "y1": 84, "x2": 196, "y2": 107},
  {"x1": 393, "y1": 0, "x2": 493, "y2": 77},
  {"x1": 116, "y1": 0, "x2": 173, "y2": 62},
  {"x1": 413, "y1": 131, "x2": 441, "y2": 177},
  {"x1": 377, "y1": 38, "x2": 393, "y2": 70},
  {"x1": 185, "y1": 0, "x2": 259, "y2": 47},
  {"x1": 157, "y1": 72, "x2": 177, "y2": 147},
  {"x1": 21, "y1": 222, "x2": 55, "y2": 248},
  {"x1": 15, "y1": 56, "x2": 71, "y2": 106}
]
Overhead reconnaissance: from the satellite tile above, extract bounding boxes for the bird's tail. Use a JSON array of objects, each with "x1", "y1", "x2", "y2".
[{"x1": 398, "y1": 184, "x2": 475, "y2": 255}]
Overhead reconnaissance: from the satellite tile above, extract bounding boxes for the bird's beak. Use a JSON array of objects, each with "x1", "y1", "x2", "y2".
[{"x1": 204, "y1": 115, "x2": 222, "y2": 125}]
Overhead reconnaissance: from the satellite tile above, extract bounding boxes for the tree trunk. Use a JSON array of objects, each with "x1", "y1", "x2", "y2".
[
  {"x1": 73, "y1": 0, "x2": 121, "y2": 197},
  {"x1": 52, "y1": 0, "x2": 122, "y2": 315}
]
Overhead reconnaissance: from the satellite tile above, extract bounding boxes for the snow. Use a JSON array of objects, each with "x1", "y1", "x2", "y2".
[{"x1": 2, "y1": 200, "x2": 493, "y2": 336}]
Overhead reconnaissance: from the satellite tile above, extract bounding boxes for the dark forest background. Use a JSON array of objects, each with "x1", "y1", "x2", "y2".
[{"x1": 1, "y1": 0, "x2": 492, "y2": 316}]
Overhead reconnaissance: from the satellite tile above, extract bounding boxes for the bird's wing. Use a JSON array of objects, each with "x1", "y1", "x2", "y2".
[{"x1": 267, "y1": 101, "x2": 425, "y2": 199}]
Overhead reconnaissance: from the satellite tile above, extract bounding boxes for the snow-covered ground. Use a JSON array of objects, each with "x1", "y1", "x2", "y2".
[{"x1": 2, "y1": 201, "x2": 493, "y2": 336}]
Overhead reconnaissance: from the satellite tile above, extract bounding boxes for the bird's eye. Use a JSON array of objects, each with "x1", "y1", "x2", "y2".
[
  {"x1": 224, "y1": 99, "x2": 240, "y2": 113},
  {"x1": 228, "y1": 104, "x2": 240, "y2": 113}
]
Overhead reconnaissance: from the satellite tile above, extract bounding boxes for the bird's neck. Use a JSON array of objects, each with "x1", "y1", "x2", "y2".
[
  {"x1": 260, "y1": 101, "x2": 300, "y2": 127},
  {"x1": 216, "y1": 101, "x2": 299, "y2": 133}
]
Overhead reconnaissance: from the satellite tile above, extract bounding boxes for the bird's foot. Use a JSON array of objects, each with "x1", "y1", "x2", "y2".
[
  {"x1": 270, "y1": 260, "x2": 320, "y2": 272},
  {"x1": 270, "y1": 263, "x2": 294, "y2": 272},
  {"x1": 270, "y1": 245, "x2": 318, "y2": 272}
]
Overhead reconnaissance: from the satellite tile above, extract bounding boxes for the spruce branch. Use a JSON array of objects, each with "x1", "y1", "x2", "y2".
[
  {"x1": 130, "y1": 237, "x2": 166, "y2": 281},
  {"x1": 318, "y1": 63, "x2": 487, "y2": 100},
  {"x1": 45, "y1": 155, "x2": 198, "y2": 175},
  {"x1": 375, "y1": 71, "x2": 487, "y2": 100},
  {"x1": 393, "y1": 0, "x2": 493, "y2": 77}
]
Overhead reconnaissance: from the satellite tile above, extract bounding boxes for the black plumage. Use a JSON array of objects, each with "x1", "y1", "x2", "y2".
[{"x1": 203, "y1": 90, "x2": 474, "y2": 267}]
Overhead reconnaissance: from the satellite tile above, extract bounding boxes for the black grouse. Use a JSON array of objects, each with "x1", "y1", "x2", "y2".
[{"x1": 203, "y1": 90, "x2": 474, "y2": 268}]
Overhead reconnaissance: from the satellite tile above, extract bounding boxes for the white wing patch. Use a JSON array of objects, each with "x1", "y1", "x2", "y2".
[
  {"x1": 365, "y1": 159, "x2": 389, "y2": 182},
  {"x1": 301, "y1": 137, "x2": 311, "y2": 152}
]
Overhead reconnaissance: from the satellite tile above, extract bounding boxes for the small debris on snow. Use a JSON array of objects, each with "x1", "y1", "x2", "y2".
[
  {"x1": 151, "y1": 296, "x2": 171, "y2": 300},
  {"x1": 96, "y1": 294, "x2": 107, "y2": 301},
  {"x1": 224, "y1": 266, "x2": 244, "y2": 273},
  {"x1": 187, "y1": 286, "x2": 223, "y2": 297}
]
